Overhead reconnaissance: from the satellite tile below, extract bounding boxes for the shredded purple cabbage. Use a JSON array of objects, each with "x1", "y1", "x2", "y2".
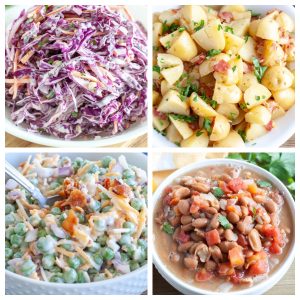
[{"x1": 5, "y1": 5, "x2": 147, "y2": 139}]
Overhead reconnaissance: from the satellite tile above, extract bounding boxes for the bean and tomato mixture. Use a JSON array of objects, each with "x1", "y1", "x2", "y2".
[{"x1": 155, "y1": 166, "x2": 290, "y2": 289}]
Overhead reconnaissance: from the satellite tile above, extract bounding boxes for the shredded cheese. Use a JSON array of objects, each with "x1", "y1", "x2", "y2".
[
  {"x1": 55, "y1": 246, "x2": 75, "y2": 258},
  {"x1": 133, "y1": 208, "x2": 146, "y2": 240}
]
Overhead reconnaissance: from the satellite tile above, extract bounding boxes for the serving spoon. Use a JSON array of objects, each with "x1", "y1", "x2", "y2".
[{"x1": 5, "y1": 160, "x2": 61, "y2": 207}]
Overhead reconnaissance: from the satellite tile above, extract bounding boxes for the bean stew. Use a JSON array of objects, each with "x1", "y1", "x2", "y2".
[{"x1": 154, "y1": 165, "x2": 292, "y2": 292}]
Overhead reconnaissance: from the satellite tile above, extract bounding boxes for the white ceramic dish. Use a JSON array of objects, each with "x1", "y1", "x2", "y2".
[
  {"x1": 5, "y1": 5, "x2": 147, "y2": 147},
  {"x1": 152, "y1": 5, "x2": 295, "y2": 148},
  {"x1": 152, "y1": 159, "x2": 295, "y2": 295},
  {"x1": 5, "y1": 152, "x2": 148, "y2": 295}
]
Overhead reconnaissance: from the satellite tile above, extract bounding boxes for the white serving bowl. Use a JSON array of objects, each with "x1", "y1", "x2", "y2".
[
  {"x1": 5, "y1": 5, "x2": 147, "y2": 147},
  {"x1": 5, "y1": 152, "x2": 148, "y2": 295},
  {"x1": 152, "y1": 5, "x2": 295, "y2": 148},
  {"x1": 152, "y1": 159, "x2": 295, "y2": 295}
]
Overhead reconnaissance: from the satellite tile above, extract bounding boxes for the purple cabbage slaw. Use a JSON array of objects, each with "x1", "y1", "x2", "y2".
[{"x1": 5, "y1": 5, "x2": 147, "y2": 140}]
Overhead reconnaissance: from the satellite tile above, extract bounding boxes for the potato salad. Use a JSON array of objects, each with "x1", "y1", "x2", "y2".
[
  {"x1": 5, "y1": 154, "x2": 147, "y2": 283},
  {"x1": 153, "y1": 5, "x2": 295, "y2": 147}
]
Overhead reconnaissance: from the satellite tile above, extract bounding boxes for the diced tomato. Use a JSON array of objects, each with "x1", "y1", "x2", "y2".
[
  {"x1": 237, "y1": 234, "x2": 248, "y2": 247},
  {"x1": 248, "y1": 259, "x2": 269, "y2": 276},
  {"x1": 213, "y1": 59, "x2": 230, "y2": 74},
  {"x1": 190, "y1": 202, "x2": 200, "y2": 214},
  {"x1": 164, "y1": 186, "x2": 173, "y2": 195},
  {"x1": 193, "y1": 196, "x2": 209, "y2": 208},
  {"x1": 218, "y1": 181, "x2": 232, "y2": 194},
  {"x1": 228, "y1": 178, "x2": 246, "y2": 193},
  {"x1": 261, "y1": 225, "x2": 283, "y2": 246},
  {"x1": 218, "y1": 262, "x2": 235, "y2": 276},
  {"x1": 230, "y1": 270, "x2": 245, "y2": 284},
  {"x1": 246, "y1": 251, "x2": 268, "y2": 268},
  {"x1": 195, "y1": 268, "x2": 214, "y2": 282},
  {"x1": 205, "y1": 229, "x2": 221, "y2": 246},
  {"x1": 226, "y1": 205, "x2": 241, "y2": 215},
  {"x1": 228, "y1": 246, "x2": 245, "y2": 267},
  {"x1": 103, "y1": 178, "x2": 111, "y2": 189},
  {"x1": 169, "y1": 197, "x2": 179, "y2": 206},
  {"x1": 176, "y1": 231, "x2": 190, "y2": 244},
  {"x1": 269, "y1": 242, "x2": 282, "y2": 255}
]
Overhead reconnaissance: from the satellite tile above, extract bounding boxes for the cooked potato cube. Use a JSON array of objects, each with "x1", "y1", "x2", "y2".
[
  {"x1": 263, "y1": 40, "x2": 285, "y2": 66},
  {"x1": 239, "y1": 36, "x2": 257, "y2": 63},
  {"x1": 158, "y1": 9, "x2": 180, "y2": 25},
  {"x1": 245, "y1": 105, "x2": 272, "y2": 125},
  {"x1": 189, "y1": 92, "x2": 218, "y2": 117},
  {"x1": 213, "y1": 130, "x2": 245, "y2": 147},
  {"x1": 276, "y1": 12, "x2": 294, "y2": 32},
  {"x1": 180, "y1": 130, "x2": 209, "y2": 147},
  {"x1": 256, "y1": 14, "x2": 279, "y2": 41},
  {"x1": 159, "y1": 29, "x2": 181, "y2": 48},
  {"x1": 213, "y1": 82, "x2": 242, "y2": 104},
  {"x1": 167, "y1": 31, "x2": 198, "y2": 61},
  {"x1": 216, "y1": 103, "x2": 240, "y2": 121},
  {"x1": 157, "y1": 90, "x2": 190, "y2": 115},
  {"x1": 224, "y1": 32, "x2": 245, "y2": 54},
  {"x1": 228, "y1": 18, "x2": 250, "y2": 37},
  {"x1": 220, "y1": 5, "x2": 246, "y2": 13},
  {"x1": 244, "y1": 83, "x2": 272, "y2": 109},
  {"x1": 264, "y1": 100, "x2": 285, "y2": 120},
  {"x1": 261, "y1": 66, "x2": 294, "y2": 91},
  {"x1": 181, "y1": 5, "x2": 207, "y2": 31},
  {"x1": 153, "y1": 115, "x2": 170, "y2": 132},
  {"x1": 160, "y1": 80, "x2": 173, "y2": 96},
  {"x1": 237, "y1": 72, "x2": 258, "y2": 92},
  {"x1": 210, "y1": 114, "x2": 230, "y2": 141},
  {"x1": 153, "y1": 90, "x2": 162, "y2": 106},
  {"x1": 246, "y1": 123, "x2": 268, "y2": 141},
  {"x1": 248, "y1": 19, "x2": 261, "y2": 37},
  {"x1": 232, "y1": 11, "x2": 251, "y2": 20},
  {"x1": 199, "y1": 53, "x2": 231, "y2": 77},
  {"x1": 169, "y1": 115, "x2": 194, "y2": 139},
  {"x1": 153, "y1": 22, "x2": 163, "y2": 48},
  {"x1": 166, "y1": 123, "x2": 183, "y2": 144},
  {"x1": 273, "y1": 88, "x2": 295, "y2": 110}
]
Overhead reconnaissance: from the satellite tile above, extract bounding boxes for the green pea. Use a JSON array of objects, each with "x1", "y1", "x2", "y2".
[
  {"x1": 123, "y1": 169, "x2": 135, "y2": 179},
  {"x1": 39, "y1": 219, "x2": 46, "y2": 228},
  {"x1": 124, "y1": 244, "x2": 135, "y2": 257},
  {"x1": 5, "y1": 227, "x2": 15, "y2": 239},
  {"x1": 93, "y1": 253, "x2": 103, "y2": 265},
  {"x1": 14, "y1": 223, "x2": 27, "y2": 236},
  {"x1": 101, "y1": 206, "x2": 112, "y2": 213},
  {"x1": 77, "y1": 270, "x2": 90, "y2": 283},
  {"x1": 94, "y1": 219, "x2": 106, "y2": 231},
  {"x1": 130, "y1": 198, "x2": 143, "y2": 211},
  {"x1": 101, "y1": 156, "x2": 114, "y2": 168},
  {"x1": 120, "y1": 252, "x2": 129, "y2": 262},
  {"x1": 123, "y1": 221, "x2": 135, "y2": 234},
  {"x1": 72, "y1": 157, "x2": 84, "y2": 172},
  {"x1": 142, "y1": 226, "x2": 148, "y2": 238},
  {"x1": 50, "y1": 266, "x2": 61, "y2": 273},
  {"x1": 5, "y1": 204, "x2": 15, "y2": 215},
  {"x1": 29, "y1": 214, "x2": 41, "y2": 226},
  {"x1": 129, "y1": 261, "x2": 140, "y2": 271},
  {"x1": 89, "y1": 200, "x2": 101, "y2": 212},
  {"x1": 20, "y1": 259, "x2": 36, "y2": 276},
  {"x1": 61, "y1": 243, "x2": 73, "y2": 251},
  {"x1": 36, "y1": 235, "x2": 55, "y2": 254},
  {"x1": 98, "y1": 168, "x2": 107, "y2": 176},
  {"x1": 134, "y1": 247, "x2": 146, "y2": 263},
  {"x1": 76, "y1": 212, "x2": 85, "y2": 223},
  {"x1": 125, "y1": 178, "x2": 136, "y2": 186},
  {"x1": 68, "y1": 256, "x2": 81, "y2": 269},
  {"x1": 88, "y1": 165, "x2": 100, "y2": 174},
  {"x1": 63, "y1": 268, "x2": 78, "y2": 283},
  {"x1": 50, "y1": 207, "x2": 61, "y2": 215},
  {"x1": 5, "y1": 241, "x2": 11, "y2": 248},
  {"x1": 13, "y1": 251, "x2": 23, "y2": 258},
  {"x1": 102, "y1": 247, "x2": 115, "y2": 261},
  {"x1": 42, "y1": 254, "x2": 55, "y2": 270},
  {"x1": 6, "y1": 265, "x2": 15, "y2": 272},
  {"x1": 38, "y1": 229, "x2": 47, "y2": 238},
  {"x1": 5, "y1": 248, "x2": 13, "y2": 259},
  {"x1": 138, "y1": 239, "x2": 147, "y2": 249},
  {"x1": 10, "y1": 234, "x2": 23, "y2": 248},
  {"x1": 93, "y1": 273, "x2": 106, "y2": 282},
  {"x1": 96, "y1": 235, "x2": 108, "y2": 246},
  {"x1": 59, "y1": 213, "x2": 67, "y2": 222},
  {"x1": 5, "y1": 213, "x2": 16, "y2": 226},
  {"x1": 89, "y1": 242, "x2": 100, "y2": 253},
  {"x1": 119, "y1": 234, "x2": 131, "y2": 246},
  {"x1": 50, "y1": 275, "x2": 64, "y2": 283}
]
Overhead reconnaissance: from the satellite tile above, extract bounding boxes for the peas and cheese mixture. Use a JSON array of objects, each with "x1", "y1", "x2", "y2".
[{"x1": 5, "y1": 154, "x2": 147, "y2": 283}]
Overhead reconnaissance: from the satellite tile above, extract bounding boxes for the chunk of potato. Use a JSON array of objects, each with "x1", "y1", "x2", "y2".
[
  {"x1": 180, "y1": 130, "x2": 209, "y2": 147},
  {"x1": 276, "y1": 12, "x2": 294, "y2": 32},
  {"x1": 192, "y1": 19, "x2": 225, "y2": 51},
  {"x1": 232, "y1": 11, "x2": 251, "y2": 20},
  {"x1": 263, "y1": 40, "x2": 285, "y2": 67},
  {"x1": 248, "y1": 19, "x2": 261, "y2": 37},
  {"x1": 216, "y1": 103, "x2": 240, "y2": 121},
  {"x1": 167, "y1": 31, "x2": 198, "y2": 61},
  {"x1": 157, "y1": 90, "x2": 190, "y2": 115},
  {"x1": 212, "y1": 82, "x2": 242, "y2": 104},
  {"x1": 159, "y1": 29, "x2": 181, "y2": 48},
  {"x1": 166, "y1": 123, "x2": 183, "y2": 144},
  {"x1": 153, "y1": 90, "x2": 161, "y2": 106},
  {"x1": 153, "y1": 115, "x2": 170, "y2": 132},
  {"x1": 261, "y1": 66, "x2": 294, "y2": 91},
  {"x1": 153, "y1": 22, "x2": 163, "y2": 48},
  {"x1": 189, "y1": 92, "x2": 218, "y2": 117},
  {"x1": 228, "y1": 18, "x2": 250, "y2": 37},
  {"x1": 239, "y1": 36, "x2": 257, "y2": 63},
  {"x1": 213, "y1": 130, "x2": 245, "y2": 147},
  {"x1": 161, "y1": 65, "x2": 184, "y2": 85},
  {"x1": 181, "y1": 5, "x2": 207, "y2": 31},
  {"x1": 160, "y1": 80, "x2": 173, "y2": 96},
  {"x1": 237, "y1": 72, "x2": 258, "y2": 92},
  {"x1": 272, "y1": 88, "x2": 295, "y2": 110},
  {"x1": 246, "y1": 123, "x2": 268, "y2": 141},
  {"x1": 245, "y1": 105, "x2": 272, "y2": 125},
  {"x1": 224, "y1": 32, "x2": 245, "y2": 54},
  {"x1": 220, "y1": 5, "x2": 246, "y2": 13},
  {"x1": 210, "y1": 114, "x2": 230, "y2": 141},
  {"x1": 264, "y1": 100, "x2": 285, "y2": 120},
  {"x1": 157, "y1": 53, "x2": 183, "y2": 68},
  {"x1": 199, "y1": 53, "x2": 230, "y2": 77},
  {"x1": 244, "y1": 83, "x2": 272, "y2": 109},
  {"x1": 256, "y1": 15, "x2": 279, "y2": 41},
  {"x1": 158, "y1": 9, "x2": 181, "y2": 25},
  {"x1": 214, "y1": 67, "x2": 239, "y2": 85},
  {"x1": 169, "y1": 115, "x2": 194, "y2": 139}
]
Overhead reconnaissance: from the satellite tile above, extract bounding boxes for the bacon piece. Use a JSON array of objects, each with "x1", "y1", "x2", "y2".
[
  {"x1": 153, "y1": 107, "x2": 167, "y2": 120},
  {"x1": 191, "y1": 53, "x2": 206, "y2": 65},
  {"x1": 213, "y1": 59, "x2": 230, "y2": 74},
  {"x1": 113, "y1": 184, "x2": 131, "y2": 197},
  {"x1": 218, "y1": 11, "x2": 233, "y2": 23},
  {"x1": 62, "y1": 209, "x2": 79, "y2": 236},
  {"x1": 265, "y1": 120, "x2": 274, "y2": 131}
]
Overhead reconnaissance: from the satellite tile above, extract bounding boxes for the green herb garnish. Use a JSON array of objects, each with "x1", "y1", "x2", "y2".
[
  {"x1": 203, "y1": 118, "x2": 212, "y2": 134},
  {"x1": 196, "y1": 130, "x2": 203, "y2": 137},
  {"x1": 238, "y1": 130, "x2": 247, "y2": 142},
  {"x1": 257, "y1": 180, "x2": 272, "y2": 188},
  {"x1": 212, "y1": 187, "x2": 224, "y2": 198},
  {"x1": 224, "y1": 26, "x2": 234, "y2": 34},
  {"x1": 253, "y1": 57, "x2": 268, "y2": 82},
  {"x1": 218, "y1": 215, "x2": 231, "y2": 229},
  {"x1": 162, "y1": 222, "x2": 174, "y2": 235},
  {"x1": 170, "y1": 114, "x2": 198, "y2": 123},
  {"x1": 232, "y1": 66, "x2": 237, "y2": 72},
  {"x1": 194, "y1": 20, "x2": 205, "y2": 31},
  {"x1": 153, "y1": 65, "x2": 161, "y2": 73},
  {"x1": 244, "y1": 35, "x2": 250, "y2": 43},
  {"x1": 71, "y1": 111, "x2": 79, "y2": 118},
  {"x1": 206, "y1": 49, "x2": 222, "y2": 59}
]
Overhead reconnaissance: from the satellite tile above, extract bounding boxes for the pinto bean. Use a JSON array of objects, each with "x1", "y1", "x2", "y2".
[
  {"x1": 183, "y1": 255, "x2": 198, "y2": 270},
  {"x1": 207, "y1": 213, "x2": 219, "y2": 230},
  {"x1": 190, "y1": 182, "x2": 211, "y2": 193},
  {"x1": 241, "y1": 206, "x2": 249, "y2": 217},
  {"x1": 168, "y1": 251, "x2": 180, "y2": 262},
  {"x1": 190, "y1": 232, "x2": 203, "y2": 242},
  {"x1": 177, "y1": 241, "x2": 194, "y2": 252},
  {"x1": 193, "y1": 243, "x2": 210, "y2": 262},
  {"x1": 253, "y1": 195, "x2": 266, "y2": 204},
  {"x1": 244, "y1": 249, "x2": 254, "y2": 258},
  {"x1": 264, "y1": 199, "x2": 277, "y2": 213},
  {"x1": 227, "y1": 211, "x2": 240, "y2": 223},
  {"x1": 177, "y1": 199, "x2": 190, "y2": 215},
  {"x1": 192, "y1": 218, "x2": 208, "y2": 228},
  {"x1": 217, "y1": 227, "x2": 224, "y2": 236},
  {"x1": 173, "y1": 186, "x2": 191, "y2": 199},
  {"x1": 237, "y1": 216, "x2": 254, "y2": 234},
  {"x1": 194, "y1": 229, "x2": 205, "y2": 239},
  {"x1": 181, "y1": 215, "x2": 193, "y2": 225},
  {"x1": 224, "y1": 229, "x2": 238, "y2": 241},
  {"x1": 209, "y1": 245, "x2": 223, "y2": 262},
  {"x1": 182, "y1": 223, "x2": 194, "y2": 232},
  {"x1": 248, "y1": 229, "x2": 262, "y2": 252},
  {"x1": 269, "y1": 191, "x2": 284, "y2": 205},
  {"x1": 270, "y1": 212, "x2": 280, "y2": 226},
  {"x1": 205, "y1": 260, "x2": 217, "y2": 272},
  {"x1": 192, "y1": 212, "x2": 201, "y2": 219},
  {"x1": 203, "y1": 207, "x2": 218, "y2": 215},
  {"x1": 218, "y1": 241, "x2": 238, "y2": 253}
]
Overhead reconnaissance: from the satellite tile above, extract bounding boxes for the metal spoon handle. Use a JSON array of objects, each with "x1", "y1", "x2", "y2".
[{"x1": 5, "y1": 160, "x2": 47, "y2": 207}]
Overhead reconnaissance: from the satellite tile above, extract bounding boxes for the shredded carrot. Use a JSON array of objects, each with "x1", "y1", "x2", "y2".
[
  {"x1": 45, "y1": 6, "x2": 67, "y2": 17},
  {"x1": 20, "y1": 50, "x2": 35, "y2": 64},
  {"x1": 5, "y1": 78, "x2": 31, "y2": 84}
]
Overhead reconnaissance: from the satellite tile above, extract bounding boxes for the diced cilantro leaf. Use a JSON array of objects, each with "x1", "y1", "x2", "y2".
[{"x1": 218, "y1": 215, "x2": 231, "y2": 229}]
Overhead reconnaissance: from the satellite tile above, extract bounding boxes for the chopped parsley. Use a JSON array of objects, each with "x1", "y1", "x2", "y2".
[
  {"x1": 229, "y1": 112, "x2": 237, "y2": 120},
  {"x1": 255, "y1": 95, "x2": 261, "y2": 101},
  {"x1": 218, "y1": 24, "x2": 223, "y2": 31},
  {"x1": 244, "y1": 35, "x2": 250, "y2": 43},
  {"x1": 71, "y1": 111, "x2": 79, "y2": 118},
  {"x1": 239, "y1": 102, "x2": 247, "y2": 110},
  {"x1": 257, "y1": 180, "x2": 272, "y2": 188},
  {"x1": 201, "y1": 92, "x2": 217, "y2": 109},
  {"x1": 170, "y1": 114, "x2": 198, "y2": 123},
  {"x1": 238, "y1": 129, "x2": 247, "y2": 142},
  {"x1": 153, "y1": 45, "x2": 159, "y2": 51},
  {"x1": 212, "y1": 187, "x2": 224, "y2": 198},
  {"x1": 232, "y1": 66, "x2": 237, "y2": 72},
  {"x1": 196, "y1": 130, "x2": 203, "y2": 137},
  {"x1": 203, "y1": 118, "x2": 212, "y2": 134},
  {"x1": 206, "y1": 49, "x2": 222, "y2": 59},
  {"x1": 178, "y1": 26, "x2": 186, "y2": 32},
  {"x1": 162, "y1": 21, "x2": 179, "y2": 34},
  {"x1": 162, "y1": 222, "x2": 174, "y2": 235},
  {"x1": 178, "y1": 94, "x2": 187, "y2": 102},
  {"x1": 165, "y1": 41, "x2": 171, "y2": 49},
  {"x1": 46, "y1": 90, "x2": 55, "y2": 99},
  {"x1": 194, "y1": 19, "x2": 205, "y2": 31},
  {"x1": 153, "y1": 65, "x2": 160, "y2": 73},
  {"x1": 250, "y1": 10, "x2": 261, "y2": 17},
  {"x1": 174, "y1": 141, "x2": 181, "y2": 147},
  {"x1": 218, "y1": 215, "x2": 231, "y2": 229},
  {"x1": 253, "y1": 57, "x2": 268, "y2": 82},
  {"x1": 224, "y1": 26, "x2": 234, "y2": 34}
]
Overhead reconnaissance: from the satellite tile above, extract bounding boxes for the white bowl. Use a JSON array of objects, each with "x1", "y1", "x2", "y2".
[
  {"x1": 152, "y1": 5, "x2": 295, "y2": 148},
  {"x1": 5, "y1": 5, "x2": 147, "y2": 147},
  {"x1": 5, "y1": 152, "x2": 148, "y2": 295},
  {"x1": 152, "y1": 159, "x2": 295, "y2": 295}
]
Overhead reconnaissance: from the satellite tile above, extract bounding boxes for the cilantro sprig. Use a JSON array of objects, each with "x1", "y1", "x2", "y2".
[{"x1": 252, "y1": 57, "x2": 268, "y2": 82}]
